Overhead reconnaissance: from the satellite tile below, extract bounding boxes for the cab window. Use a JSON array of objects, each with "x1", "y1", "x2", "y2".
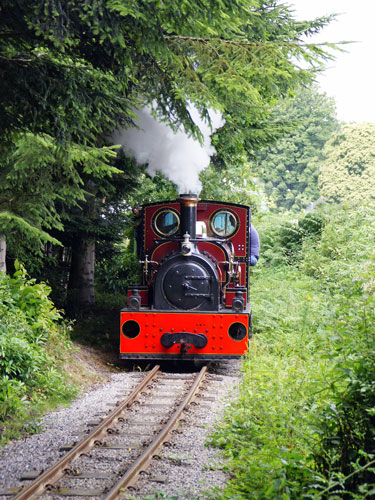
[{"x1": 210, "y1": 210, "x2": 238, "y2": 237}]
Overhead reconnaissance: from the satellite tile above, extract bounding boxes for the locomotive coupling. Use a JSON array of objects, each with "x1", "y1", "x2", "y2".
[{"x1": 160, "y1": 332, "x2": 208, "y2": 349}]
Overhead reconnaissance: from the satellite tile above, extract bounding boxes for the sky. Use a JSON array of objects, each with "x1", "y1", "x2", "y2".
[{"x1": 290, "y1": 0, "x2": 375, "y2": 123}]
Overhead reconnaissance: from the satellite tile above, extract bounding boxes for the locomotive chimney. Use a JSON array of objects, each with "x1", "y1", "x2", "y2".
[{"x1": 179, "y1": 194, "x2": 199, "y2": 239}]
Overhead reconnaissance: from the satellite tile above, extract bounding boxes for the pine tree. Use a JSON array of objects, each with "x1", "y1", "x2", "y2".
[
  {"x1": 1, "y1": 0, "x2": 339, "y2": 307},
  {"x1": 0, "y1": 134, "x2": 119, "y2": 273}
]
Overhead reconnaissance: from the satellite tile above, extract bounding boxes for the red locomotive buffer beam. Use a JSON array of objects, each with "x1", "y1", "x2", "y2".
[{"x1": 120, "y1": 310, "x2": 250, "y2": 360}]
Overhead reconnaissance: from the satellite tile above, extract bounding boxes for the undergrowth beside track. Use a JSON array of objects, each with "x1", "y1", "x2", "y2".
[
  {"x1": 210, "y1": 203, "x2": 375, "y2": 499},
  {"x1": 0, "y1": 264, "x2": 78, "y2": 444}
]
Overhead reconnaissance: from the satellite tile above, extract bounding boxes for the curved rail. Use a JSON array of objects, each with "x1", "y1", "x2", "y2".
[
  {"x1": 13, "y1": 365, "x2": 160, "y2": 500},
  {"x1": 103, "y1": 364, "x2": 208, "y2": 500}
]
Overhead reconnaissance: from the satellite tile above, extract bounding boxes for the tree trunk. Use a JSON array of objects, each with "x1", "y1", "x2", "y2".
[
  {"x1": 0, "y1": 235, "x2": 6, "y2": 273},
  {"x1": 67, "y1": 238, "x2": 95, "y2": 316},
  {"x1": 66, "y1": 180, "x2": 98, "y2": 317},
  {"x1": 78, "y1": 240, "x2": 95, "y2": 307}
]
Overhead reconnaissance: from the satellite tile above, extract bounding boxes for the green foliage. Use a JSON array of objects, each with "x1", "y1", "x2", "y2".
[
  {"x1": 0, "y1": 265, "x2": 77, "y2": 441},
  {"x1": 257, "y1": 211, "x2": 325, "y2": 266},
  {"x1": 94, "y1": 172, "x2": 177, "y2": 303},
  {"x1": 255, "y1": 85, "x2": 339, "y2": 212},
  {"x1": 1, "y1": 0, "x2": 340, "y2": 304},
  {"x1": 15, "y1": 150, "x2": 141, "y2": 308},
  {"x1": 124, "y1": 172, "x2": 179, "y2": 207},
  {"x1": 209, "y1": 203, "x2": 375, "y2": 499},
  {"x1": 319, "y1": 123, "x2": 375, "y2": 204},
  {"x1": 96, "y1": 248, "x2": 140, "y2": 295},
  {"x1": 279, "y1": 212, "x2": 325, "y2": 262},
  {"x1": 0, "y1": 133, "x2": 119, "y2": 260},
  {"x1": 314, "y1": 342, "x2": 375, "y2": 496},
  {"x1": 0, "y1": 262, "x2": 61, "y2": 338},
  {"x1": 0, "y1": 0, "x2": 337, "y2": 146},
  {"x1": 200, "y1": 160, "x2": 260, "y2": 207}
]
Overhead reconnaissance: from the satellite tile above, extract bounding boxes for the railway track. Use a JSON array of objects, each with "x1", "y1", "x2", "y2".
[{"x1": 2, "y1": 365, "x2": 210, "y2": 500}]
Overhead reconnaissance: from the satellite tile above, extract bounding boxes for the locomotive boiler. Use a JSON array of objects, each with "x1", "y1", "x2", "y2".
[{"x1": 120, "y1": 194, "x2": 252, "y2": 360}]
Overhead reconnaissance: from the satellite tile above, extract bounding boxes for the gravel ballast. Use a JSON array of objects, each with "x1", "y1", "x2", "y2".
[{"x1": 0, "y1": 361, "x2": 241, "y2": 500}]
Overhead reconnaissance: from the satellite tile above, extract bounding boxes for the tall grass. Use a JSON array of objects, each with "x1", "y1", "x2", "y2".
[{"x1": 210, "y1": 203, "x2": 375, "y2": 499}]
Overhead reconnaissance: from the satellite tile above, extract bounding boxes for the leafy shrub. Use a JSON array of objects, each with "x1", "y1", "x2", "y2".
[
  {"x1": 210, "y1": 203, "x2": 375, "y2": 499},
  {"x1": 0, "y1": 262, "x2": 61, "y2": 339},
  {"x1": 278, "y1": 222, "x2": 305, "y2": 261},
  {"x1": 310, "y1": 295, "x2": 375, "y2": 497},
  {"x1": 279, "y1": 213, "x2": 325, "y2": 264},
  {"x1": 0, "y1": 265, "x2": 77, "y2": 441},
  {"x1": 96, "y1": 250, "x2": 140, "y2": 295},
  {"x1": 0, "y1": 320, "x2": 48, "y2": 381},
  {"x1": 0, "y1": 377, "x2": 27, "y2": 422},
  {"x1": 253, "y1": 213, "x2": 290, "y2": 267},
  {"x1": 298, "y1": 212, "x2": 324, "y2": 237},
  {"x1": 256, "y1": 211, "x2": 326, "y2": 267}
]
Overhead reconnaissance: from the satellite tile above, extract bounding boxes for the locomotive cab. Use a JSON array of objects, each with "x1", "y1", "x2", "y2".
[{"x1": 120, "y1": 194, "x2": 252, "y2": 360}]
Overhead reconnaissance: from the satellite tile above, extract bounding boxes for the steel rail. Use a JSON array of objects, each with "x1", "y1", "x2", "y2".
[
  {"x1": 103, "y1": 364, "x2": 208, "y2": 500},
  {"x1": 13, "y1": 365, "x2": 160, "y2": 500}
]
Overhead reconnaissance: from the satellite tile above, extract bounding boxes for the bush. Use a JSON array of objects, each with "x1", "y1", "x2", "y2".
[
  {"x1": 0, "y1": 262, "x2": 61, "y2": 340},
  {"x1": 96, "y1": 249, "x2": 140, "y2": 295},
  {"x1": 255, "y1": 211, "x2": 326, "y2": 267},
  {"x1": 0, "y1": 265, "x2": 77, "y2": 442},
  {"x1": 210, "y1": 203, "x2": 375, "y2": 499}
]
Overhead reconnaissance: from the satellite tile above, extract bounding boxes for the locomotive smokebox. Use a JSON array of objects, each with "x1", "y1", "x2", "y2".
[{"x1": 179, "y1": 193, "x2": 199, "y2": 239}]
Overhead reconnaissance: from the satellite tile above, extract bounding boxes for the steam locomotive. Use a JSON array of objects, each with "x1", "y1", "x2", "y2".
[{"x1": 120, "y1": 194, "x2": 252, "y2": 360}]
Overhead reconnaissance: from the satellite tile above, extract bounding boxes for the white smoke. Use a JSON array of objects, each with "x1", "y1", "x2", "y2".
[{"x1": 111, "y1": 106, "x2": 224, "y2": 194}]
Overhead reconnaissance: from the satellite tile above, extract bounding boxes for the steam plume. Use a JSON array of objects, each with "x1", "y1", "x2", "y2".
[{"x1": 111, "y1": 106, "x2": 224, "y2": 194}]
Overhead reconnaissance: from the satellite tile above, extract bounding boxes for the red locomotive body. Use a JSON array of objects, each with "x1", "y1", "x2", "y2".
[{"x1": 120, "y1": 195, "x2": 252, "y2": 360}]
